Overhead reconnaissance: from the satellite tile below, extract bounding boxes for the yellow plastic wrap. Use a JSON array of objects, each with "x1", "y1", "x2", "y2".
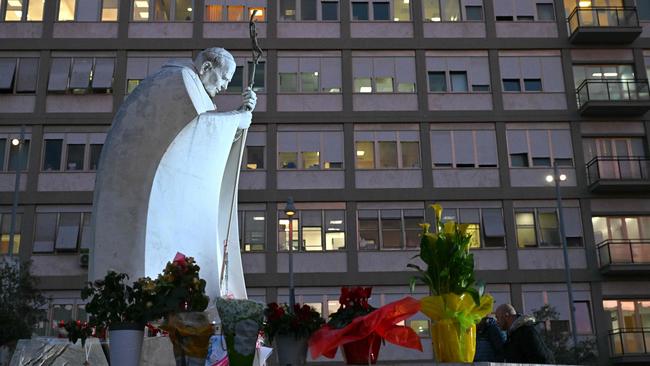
[
  {"x1": 162, "y1": 312, "x2": 214, "y2": 359},
  {"x1": 420, "y1": 292, "x2": 493, "y2": 362}
]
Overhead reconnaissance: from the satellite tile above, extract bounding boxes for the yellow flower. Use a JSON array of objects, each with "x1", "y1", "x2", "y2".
[{"x1": 431, "y1": 203, "x2": 443, "y2": 224}]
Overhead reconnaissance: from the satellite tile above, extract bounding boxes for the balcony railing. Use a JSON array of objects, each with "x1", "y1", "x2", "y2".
[
  {"x1": 568, "y1": 7, "x2": 640, "y2": 34},
  {"x1": 609, "y1": 328, "x2": 650, "y2": 356},
  {"x1": 576, "y1": 79, "x2": 650, "y2": 108},
  {"x1": 597, "y1": 239, "x2": 650, "y2": 267},
  {"x1": 586, "y1": 156, "x2": 650, "y2": 185}
]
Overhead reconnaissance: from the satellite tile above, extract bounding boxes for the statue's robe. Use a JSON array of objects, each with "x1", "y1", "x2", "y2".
[{"x1": 91, "y1": 60, "x2": 250, "y2": 300}]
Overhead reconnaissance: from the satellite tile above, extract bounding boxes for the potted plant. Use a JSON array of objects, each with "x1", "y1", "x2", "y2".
[
  {"x1": 263, "y1": 302, "x2": 324, "y2": 365},
  {"x1": 308, "y1": 286, "x2": 422, "y2": 365},
  {"x1": 154, "y1": 253, "x2": 212, "y2": 366},
  {"x1": 215, "y1": 297, "x2": 265, "y2": 366},
  {"x1": 81, "y1": 271, "x2": 157, "y2": 366},
  {"x1": 57, "y1": 320, "x2": 95, "y2": 365},
  {"x1": 407, "y1": 203, "x2": 493, "y2": 362}
]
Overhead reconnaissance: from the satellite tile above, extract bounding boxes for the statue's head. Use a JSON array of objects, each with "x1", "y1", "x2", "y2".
[{"x1": 194, "y1": 48, "x2": 237, "y2": 98}]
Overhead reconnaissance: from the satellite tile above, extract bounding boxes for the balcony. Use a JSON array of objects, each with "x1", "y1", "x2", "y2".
[
  {"x1": 597, "y1": 239, "x2": 650, "y2": 274},
  {"x1": 576, "y1": 79, "x2": 650, "y2": 116},
  {"x1": 587, "y1": 156, "x2": 650, "y2": 192},
  {"x1": 568, "y1": 7, "x2": 641, "y2": 43},
  {"x1": 609, "y1": 328, "x2": 650, "y2": 364}
]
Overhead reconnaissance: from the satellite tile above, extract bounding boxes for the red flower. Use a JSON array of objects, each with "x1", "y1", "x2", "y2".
[
  {"x1": 58, "y1": 320, "x2": 65, "y2": 328},
  {"x1": 173, "y1": 252, "x2": 187, "y2": 268}
]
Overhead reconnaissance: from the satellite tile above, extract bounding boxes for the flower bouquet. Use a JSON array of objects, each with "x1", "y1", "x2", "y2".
[
  {"x1": 156, "y1": 253, "x2": 213, "y2": 366},
  {"x1": 308, "y1": 286, "x2": 423, "y2": 365},
  {"x1": 215, "y1": 297, "x2": 265, "y2": 366},
  {"x1": 407, "y1": 203, "x2": 493, "y2": 362},
  {"x1": 263, "y1": 303, "x2": 324, "y2": 365}
]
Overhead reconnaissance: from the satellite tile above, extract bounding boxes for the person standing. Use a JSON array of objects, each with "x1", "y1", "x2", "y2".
[
  {"x1": 495, "y1": 304, "x2": 555, "y2": 364},
  {"x1": 474, "y1": 315, "x2": 506, "y2": 362}
]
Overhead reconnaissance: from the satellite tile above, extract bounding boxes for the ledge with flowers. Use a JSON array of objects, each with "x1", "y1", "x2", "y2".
[{"x1": 46, "y1": 203, "x2": 492, "y2": 365}]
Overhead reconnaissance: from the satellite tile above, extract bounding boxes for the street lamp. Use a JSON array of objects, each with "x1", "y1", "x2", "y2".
[
  {"x1": 284, "y1": 197, "x2": 296, "y2": 310},
  {"x1": 7, "y1": 125, "x2": 25, "y2": 257},
  {"x1": 546, "y1": 164, "x2": 579, "y2": 356}
]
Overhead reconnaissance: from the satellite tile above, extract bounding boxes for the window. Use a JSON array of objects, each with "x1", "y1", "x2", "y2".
[
  {"x1": 516, "y1": 208, "x2": 583, "y2": 247},
  {"x1": 278, "y1": 56, "x2": 342, "y2": 93},
  {"x1": 0, "y1": 136, "x2": 30, "y2": 172},
  {"x1": 353, "y1": 56, "x2": 416, "y2": 94},
  {"x1": 238, "y1": 210, "x2": 265, "y2": 251},
  {"x1": 450, "y1": 71, "x2": 468, "y2": 92},
  {"x1": 33, "y1": 211, "x2": 92, "y2": 253},
  {"x1": 48, "y1": 57, "x2": 114, "y2": 94},
  {"x1": 352, "y1": 0, "x2": 410, "y2": 21},
  {"x1": 430, "y1": 129, "x2": 498, "y2": 168},
  {"x1": 228, "y1": 61, "x2": 265, "y2": 93},
  {"x1": 244, "y1": 146, "x2": 264, "y2": 170},
  {"x1": 435, "y1": 207, "x2": 506, "y2": 248},
  {"x1": 205, "y1": 1, "x2": 266, "y2": 22},
  {"x1": 0, "y1": 213, "x2": 22, "y2": 255},
  {"x1": 278, "y1": 209, "x2": 345, "y2": 251},
  {"x1": 506, "y1": 129, "x2": 574, "y2": 168},
  {"x1": 279, "y1": 0, "x2": 338, "y2": 21},
  {"x1": 132, "y1": 0, "x2": 193, "y2": 21},
  {"x1": 428, "y1": 71, "x2": 446, "y2": 92},
  {"x1": 41, "y1": 134, "x2": 105, "y2": 172},
  {"x1": 638, "y1": 0, "x2": 650, "y2": 21},
  {"x1": 426, "y1": 55, "x2": 491, "y2": 93},
  {"x1": 572, "y1": 64, "x2": 635, "y2": 89},
  {"x1": 503, "y1": 79, "x2": 521, "y2": 92},
  {"x1": 423, "y1": 0, "x2": 464, "y2": 21},
  {"x1": 583, "y1": 137, "x2": 646, "y2": 180},
  {"x1": 357, "y1": 208, "x2": 424, "y2": 250},
  {"x1": 277, "y1": 129, "x2": 343, "y2": 170},
  {"x1": 355, "y1": 130, "x2": 420, "y2": 169},
  {"x1": 125, "y1": 55, "x2": 192, "y2": 94},
  {"x1": 536, "y1": 3, "x2": 554, "y2": 21},
  {"x1": 0, "y1": 58, "x2": 38, "y2": 94},
  {"x1": 603, "y1": 299, "x2": 650, "y2": 334},
  {"x1": 495, "y1": 0, "x2": 555, "y2": 22},
  {"x1": 2, "y1": 0, "x2": 44, "y2": 21},
  {"x1": 56, "y1": 0, "x2": 118, "y2": 21},
  {"x1": 592, "y1": 216, "x2": 650, "y2": 263},
  {"x1": 524, "y1": 78, "x2": 542, "y2": 92},
  {"x1": 465, "y1": 5, "x2": 483, "y2": 21}
]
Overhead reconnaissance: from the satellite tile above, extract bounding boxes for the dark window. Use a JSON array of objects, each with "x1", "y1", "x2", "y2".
[
  {"x1": 248, "y1": 61, "x2": 265, "y2": 92},
  {"x1": 496, "y1": 15, "x2": 513, "y2": 21},
  {"x1": 66, "y1": 144, "x2": 84, "y2": 171},
  {"x1": 450, "y1": 71, "x2": 468, "y2": 92},
  {"x1": 228, "y1": 66, "x2": 243, "y2": 93},
  {"x1": 321, "y1": 1, "x2": 338, "y2": 20},
  {"x1": 301, "y1": 0, "x2": 317, "y2": 20},
  {"x1": 554, "y1": 158, "x2": 573, "y2": 166},
  {"x1": 280, "y1": 0, "x2": 296, "y2": 20},
  {"x1": 8, "y1": 140, "x2": 29, "y2": 171},
  {"x1": 465, "y1": 5, "x2": 483, "y2": 21},
  {"x1": 372, "y1": 2, "x2": 390, "y2": 20},
  {"x1": 352, "y1": 2, "x2": 369, "y2": 20},
  {"x1": 428, "y1": 71, "x2": 447, "y2": 92},
  {"x1": 89, "y1": 144, "x2": 102, "y2": 170},
  {"x1": 524, "y1": 78, "x2": 542, "y2": 92},
  {"x1": 638, "y1": 0, "x2": 650, "y2": 21},
  {"x1": 503, "y1": 79, "x2": 521, "y2": 92},
  {"x1": 0, "y1": 140, "x2": 5, "y2": 170},
  {"x1": 536, "y1": 3, "x2": 555, "y2": 21},
  {"x1": 43, "y1": 139, "x2": 63, "y2": 171},
  {"x1": 358, "y1": 211, "x2": 379, "y2": 250},
  {"x1": 510, "y1": 153, "x2": 529, "y2": 167},
  {"x1": 472, "y1": 84, "x2": 490, "y2": 92},
  {"x1": 517, "y1": 15, "x2": 534, "y2": 21},
  {"x1": 246, "y1": 146, "x2": 264, "y2": 170},
  {"x1": 532, "y1": 157, "x2": 551, "y2": 167}
]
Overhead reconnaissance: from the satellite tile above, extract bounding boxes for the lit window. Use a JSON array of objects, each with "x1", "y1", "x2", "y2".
[
  {"x1": 355, "y1": 141, "x2": 374, "y2": 169},
  {"x1": 57, "y1": 0, "x2": 76, "y2": 21},
  {"x1": 102, "y1": 0, "x2": 118, "y2": 21},
  {"x1": 0, "y1": 213, "x2": 22, "y2": 255}
]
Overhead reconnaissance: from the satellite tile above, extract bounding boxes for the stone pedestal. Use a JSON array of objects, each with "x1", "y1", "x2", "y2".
[{"x1": 9, "y1": 338, "x2": 107, "y2": 366}]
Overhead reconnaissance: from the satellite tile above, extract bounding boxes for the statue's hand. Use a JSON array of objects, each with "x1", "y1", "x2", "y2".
[{"x1": 241, "y1": 87, "x2": 257, "y2": 112}]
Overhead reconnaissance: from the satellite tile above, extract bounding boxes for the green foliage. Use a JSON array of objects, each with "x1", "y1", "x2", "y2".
[
  {"x1": 532, "y1": 304, "x2": 598, "y2": 365},
  {"x1": 58, "y1": 320, "x2": 93, "y2": 347},
  {"x1": 408, "y1": 204, "x2": 481, "y2": 305},
  {"x1": 153, "y1": 256, "x2": 209, "y2": 315},
  {"x1": 0, "y1": 259, "x2": 46, "y2": 347},
  {"x1": 81, "y1": 271, "x2": 158, "y2": 328}
]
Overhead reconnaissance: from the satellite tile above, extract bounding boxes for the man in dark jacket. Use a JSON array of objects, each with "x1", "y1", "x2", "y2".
[
  {"x1": 495, "y1": 304, "x2": 555, "y2": 364},
  {"x1": 474, "y1": 315, "x2": 506, "y2": 362}
]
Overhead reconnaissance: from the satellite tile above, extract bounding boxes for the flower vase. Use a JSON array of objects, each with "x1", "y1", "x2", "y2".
[
  {"x1": 275, "y1": 334, "x2": 308, "y2": 365},
  {"x1": 431, "y1": 319, "x2": 476, "y2": 362},
  {"x1": 108, "y1": 323, "x2": 144, "y2": 366},
  {"x1": 162, "y1": 312, "x2": 214, "y2": 366},
  {"x1": 342, "y1": 333, "x2": 382, "y2": 365}
]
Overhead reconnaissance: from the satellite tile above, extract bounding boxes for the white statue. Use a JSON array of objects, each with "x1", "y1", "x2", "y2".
[{"x1": 91, "y1": 48, "x2": 255, "y2": 301}]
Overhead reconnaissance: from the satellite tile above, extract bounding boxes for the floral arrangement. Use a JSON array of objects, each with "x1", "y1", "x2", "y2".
[
  {"x1": 58, "y1": 320, "x2": 93, "y2": 347},
  {"x1": 81, "y1": 271, "x2": 158, "y2": 328},
  {"x1": 215, "y1": 297, "x2": 265, "y2": 366},
  {"x1": 154, "y1": 253, "x2": 209, "y2": 315},
  {"x1": 328, "y1": 286, "x2": 376, "y2": 329},
  {"x1": 407, "y1": 203, "x2": 493, "y2": 362},
  {"x1": 263, "y1": 302, "x2": 325, "y2": 342}
]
